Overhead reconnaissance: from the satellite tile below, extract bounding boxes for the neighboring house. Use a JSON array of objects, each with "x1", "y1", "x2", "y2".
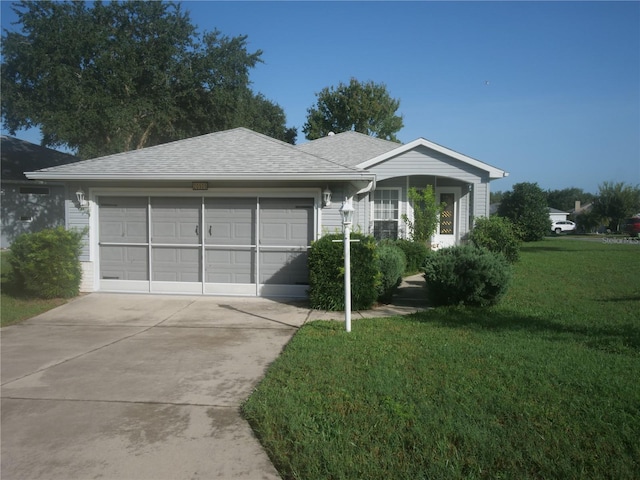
[
  {"x1": 26, "y1": 127, "x2": 508, "y2": 297},
  {"x1": 549, "y1": 207, "x2": 570, "y2": 223},
  {"x1": 571, "y1": 201, "x2": 610, "y2": 233},
  {"x1": 1, "y1": 136, "x2": 80, "y2": 248}
]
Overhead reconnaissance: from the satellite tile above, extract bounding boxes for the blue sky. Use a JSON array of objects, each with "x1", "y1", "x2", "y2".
[{"x1": 2, "y1": 1, "x2": 639, "y2": 194}]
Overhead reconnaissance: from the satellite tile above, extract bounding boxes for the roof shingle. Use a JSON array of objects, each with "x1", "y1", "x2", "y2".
[
  {"x1": 27, "y1": 128, "x2": 372, "y2": 181},
  {"x1": 297, "y1": 131, "x2": 400, "y2": 167}
]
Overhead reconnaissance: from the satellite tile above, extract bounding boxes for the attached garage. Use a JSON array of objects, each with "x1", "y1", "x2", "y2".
[{"x1": 98, "y1": 195, "x2": 315, "y2": 296}]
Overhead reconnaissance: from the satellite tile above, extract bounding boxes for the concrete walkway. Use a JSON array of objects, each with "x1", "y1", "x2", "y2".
[{"x1": 1, "y1": 276, "x2": 427, "y2": 480}]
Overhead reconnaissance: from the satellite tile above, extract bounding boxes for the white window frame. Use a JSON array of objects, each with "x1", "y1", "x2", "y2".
[{"x1": 371, "y1": 187, "x2": 402, "y2": 240}]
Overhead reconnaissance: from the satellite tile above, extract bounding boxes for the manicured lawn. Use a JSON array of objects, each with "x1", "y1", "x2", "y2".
[
  {"x1": 243, "y1": 238, "x2": 640, "y2": 479},
  {"x1": 1, "y1": 251, "x2": 67, "y2": 327}
]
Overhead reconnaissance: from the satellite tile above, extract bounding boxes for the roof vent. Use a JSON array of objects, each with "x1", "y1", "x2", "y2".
[{"x1": 327, "y1": 132, "x2": 335, "y2": 136}]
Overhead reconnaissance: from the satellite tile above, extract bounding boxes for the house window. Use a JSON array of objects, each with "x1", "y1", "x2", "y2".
[
  {"x1": 373, "y1": 189, "x2": 400, "y2": 240},
  {"x1": 440, "y1": 193, "x2": 455, "y2": 235},
  {"x1": 20, "y1": 186, "x2": 50, "y2": 195}
]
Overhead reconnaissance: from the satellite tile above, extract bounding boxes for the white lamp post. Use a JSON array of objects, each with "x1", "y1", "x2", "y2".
[{"x1": 339, "y1": 197, "x2": 355, "y2": 332}]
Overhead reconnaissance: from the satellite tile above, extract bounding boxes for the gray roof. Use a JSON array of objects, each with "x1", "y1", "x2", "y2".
[
  {"x1": 1, "y1": 136, "x2": 80, "y2": 182},
  {"x1": 297, "y1": 131, "x2": 400, "y2": 167},
  {"x1": 27, "y1": 128, "x2": 373, "y2": 182}
]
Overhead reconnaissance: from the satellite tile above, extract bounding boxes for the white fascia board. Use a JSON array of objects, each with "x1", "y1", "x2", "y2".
[
  {"x1": 357, "y1": 138, "x2": 509, "y2": 179},
  {"x1": 25, "y1": 171, "x2": 376, "y2": 182}
]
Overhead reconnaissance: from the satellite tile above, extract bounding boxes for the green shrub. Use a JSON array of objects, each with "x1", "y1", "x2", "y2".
[
  {"x1": 308, "y1": 232, "x2": 380, "y2": 311},
  {"x1": 8, "y1": 227, "x2": 84, "y2": 299},
  {"x1": 376, "y1": 243, "x2": 406, "y2": 303},
  {"x1": 393, "y1": 239, "x2": 430, "y2": 274},
  {"x1": 423, "y1": 245, "x2": 512, "y2": 307},
  {"x1": 469, "y1": 216, "x2": 521, "y2": 263}
]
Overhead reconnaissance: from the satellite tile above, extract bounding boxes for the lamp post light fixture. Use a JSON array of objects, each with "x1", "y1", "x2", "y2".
[
  {"x1": 322, "y1": 187, "x2": 332, "y2": 207},
  {"x1": 339, "y1": 197, "x2": 355, "y2": 332},
  {"x1": 75, "y1": 188, "x2": 88, "y2": 209}
]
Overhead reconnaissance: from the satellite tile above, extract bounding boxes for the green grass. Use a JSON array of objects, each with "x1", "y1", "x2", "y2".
[
  {"x1": 1, "y1": 251, "x2": 67, "y2": 327},
  {"x1": 243, "y1": 238, "x2": 640, "y2": 479}
]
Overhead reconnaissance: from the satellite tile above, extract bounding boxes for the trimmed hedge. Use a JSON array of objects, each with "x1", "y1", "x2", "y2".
[
  {"x1": 393, "y1": 239, "x2": 430, "y2": 274},
  {"x1": 423, "y1": 245, "x2": 512, "y2": 307},
  {"x1": 469, "y1": 216, "x2": 521, "y2": 263},
  {"x1": 308, "y1": 232, "x2": 380, "y2": 311},
  {"x1": 376, "y1": 242, "x2": 406, "y2": 303},
  {"x1": 8, "y1": 227, "x2": 84, "y2": 299}
]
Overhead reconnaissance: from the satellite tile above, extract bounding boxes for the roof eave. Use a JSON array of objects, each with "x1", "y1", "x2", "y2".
[{"x1": 25, "y1": 172, "x2": 376, "y2": 182}]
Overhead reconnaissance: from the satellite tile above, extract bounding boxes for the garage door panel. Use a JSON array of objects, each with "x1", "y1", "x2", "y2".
[
  {"x1": 258, "y1": 198, "x2": 312, "y2": 287},
  {"x1": 290, "y1": 223, "x2": 311, "y2": 242},
  {"x1": 100, "y1": 246, "x2": 148, "y2": 281},
  {"x1": 259, "y1": 199, "x2": 312, "y2": 247},
  {"x1": 261, "y1": 223, "x2": 288, "y2": 244},
  {"x1": 99, "y1": 197, "x2": 148, "y2": 244},
  {"x1": 151, "y1": 198, "x2": 201, "y2": 245},
  {"x1": 206, "y1": 249, "x2": 254, "y2": 284},
  {"x1": 260, "y1": 250, "x2": 309, "y2": 285},
  {"x1": 205, "y1": 198, "x2": 255, "y2": 246},
  {"x1": 152, "y1": 247, "x2": 201, "y2": 282}
]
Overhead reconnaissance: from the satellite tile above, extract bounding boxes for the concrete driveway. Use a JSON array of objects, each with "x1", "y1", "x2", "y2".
[
  {"x1": 1, "y1": 293, "x2": 320, "y2": 480},
  {"x1": 1, "y1": 282, "x2": 426, "y2": 480}
]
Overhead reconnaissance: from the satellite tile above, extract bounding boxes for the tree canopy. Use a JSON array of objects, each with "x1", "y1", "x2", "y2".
[
  {"x1": 591, "y1": 181, "x2": 640, "y2": 232},
  {"x1": 546, "y1": 187, "x2": 595, "y2": 213},
  {"x1": 1, "y1": 0, "x2": 296, "y2": 158},
  {"x1": 497, "y1": 182, "x2": 550, "y2": 242},
  {"x1": 302, "y1": 78, "x2": 404, "y2": 142}
]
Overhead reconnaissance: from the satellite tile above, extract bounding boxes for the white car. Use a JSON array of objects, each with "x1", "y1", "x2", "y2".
[{"x1": 551, "y1": 220, "x2": 576, "y2": 234}]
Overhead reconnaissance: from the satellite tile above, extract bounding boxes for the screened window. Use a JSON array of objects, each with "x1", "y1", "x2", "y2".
[{"x1": 373, "y1": 189, "x2": 400, "y2": 240}]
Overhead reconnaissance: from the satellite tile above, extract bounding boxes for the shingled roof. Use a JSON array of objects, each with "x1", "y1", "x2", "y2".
[
  {"x1": 297, "y1": 131, "x2": 400, "y2": 167},
  {"x1": 27, "y1": 128, "x2": 373, "y2": 182},
  {"x1": 1, "y1": 136, "x2": 80, "y2": 182}
]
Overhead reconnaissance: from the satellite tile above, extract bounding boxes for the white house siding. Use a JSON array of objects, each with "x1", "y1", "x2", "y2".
[
  {"x1": 316, "y1": 183, "x2": 372, "y2": 235},
  {"x1": 0, "y1": 183, "x2": 66, "y2": 248},
  {"x1": 369, "y1": 146, "x2": 484, "y2": 183},
  {"x1": 65, "y1": 186, "x2": 91, "y2": 261},
  {"x1": 473, "y1": 180, "x2": 491, "y2": 218}
]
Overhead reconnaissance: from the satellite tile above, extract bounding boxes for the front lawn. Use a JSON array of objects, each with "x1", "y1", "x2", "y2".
[
  {"x1": 243, "y1": 238, "x2": 640, "y2": 479},
  {"x1": 1, "y1": 251, "x2": 67, "y2": 327}
]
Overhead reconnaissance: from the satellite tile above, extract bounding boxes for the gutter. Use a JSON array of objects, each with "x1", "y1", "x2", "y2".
[{"x1": 25, "y1": 172, "x2": 376, "y2": 182}]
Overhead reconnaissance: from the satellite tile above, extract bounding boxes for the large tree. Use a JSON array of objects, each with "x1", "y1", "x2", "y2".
[
  {"x1": 591, "y1": 181, "x2": 640, "y2": 232},
  {"x1": 302, "y1": 78, "x2": 403, "y2": 142},
  {"x1": 546, "y1": 187, "x2": 595, "y2": 213},
  {"x1": 1, "y1": 0, "x2": 295, "y2": 158},
  {"x1": 497, "y1": 182, "x2": 551, "y2": 242}
]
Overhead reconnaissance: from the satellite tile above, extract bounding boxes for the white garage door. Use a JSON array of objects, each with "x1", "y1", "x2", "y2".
[{"x1": 98, "y1": 196, "x2": 314, "y2": 296}]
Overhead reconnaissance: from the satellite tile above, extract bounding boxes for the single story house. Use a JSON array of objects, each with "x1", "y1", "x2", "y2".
[
  {"x1": 26, "y1": 127, "x2": 508, "y2": 297},
  {"x1": 549, "y1": 207, "x2": 570, "y2": 223},
  {"x1": 1, "y1": 136, "x2": 80, "y2": 248}
]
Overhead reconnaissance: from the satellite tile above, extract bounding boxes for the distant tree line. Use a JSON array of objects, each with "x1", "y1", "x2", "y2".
[{"x1": 491, "y1": 182, "x2": 640, "y2": 236}]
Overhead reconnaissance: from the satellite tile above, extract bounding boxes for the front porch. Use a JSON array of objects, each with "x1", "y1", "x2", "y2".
[{"x1": 369, "y1": 176, "x2": 475, "y2": 249}]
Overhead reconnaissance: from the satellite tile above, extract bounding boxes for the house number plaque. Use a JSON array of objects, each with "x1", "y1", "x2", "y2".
[{"x1": 192, "y1": 182, "x2": 209, "y2": 191}]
